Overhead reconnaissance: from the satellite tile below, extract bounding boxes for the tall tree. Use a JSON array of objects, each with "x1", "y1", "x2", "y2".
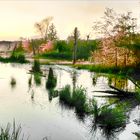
[{"x1": 93, "y1": 8, "x2": 137, "y2": 66}]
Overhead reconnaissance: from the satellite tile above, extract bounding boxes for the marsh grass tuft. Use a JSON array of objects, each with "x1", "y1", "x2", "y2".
[
  {"x1": 59, "y1": 85, "x2": 88, "y2": 114},
  {"x1": 98, "y1": 107, "x2": 126, "y2": 131},
  {"x1": 90, "y1": 99, "x2": 127, "y2": 138},
  {"x1": 0, "y1": 120, "x2": 22, "y2": 140},
  {"x1": 10, "y1": 77, "x2": 16, "y2": 88},
  {"x1": 59, "y1": 85, "x2": 71, "y2": 105}
]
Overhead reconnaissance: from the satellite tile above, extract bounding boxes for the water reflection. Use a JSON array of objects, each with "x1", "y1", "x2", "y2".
[
  {"x1": 90, "y1": 102, "x2": 128, "y2": 140},
  {"x1": 93, "y1": 74, "x2": 136, "y2": 94},
  {"x1": 71, "y1": 70, "x2": 77, "y2": 92},
  {"x1": 34, "y1": 73, "x2": 41, "y2": 86},
  {"x1": 0, "y1": 63, "x2": 139, "y2": 140},
  {"x1": 46, "y1": 68, "x2": 58, "y2": 101},
  {"x1": 28, "y1": 75, "x2": 32, "y2": 89}
]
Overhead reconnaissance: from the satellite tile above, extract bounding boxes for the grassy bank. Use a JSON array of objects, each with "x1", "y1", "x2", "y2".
[
  {"x1": 73, "y1": 64, "x2": 140, "y2": 76},
  {"x1": 0, "y1": 54, "x2": 28, "y2": 64}
]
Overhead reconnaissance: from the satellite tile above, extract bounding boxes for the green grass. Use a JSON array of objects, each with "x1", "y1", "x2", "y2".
[
  {"x1": 0, "y1": 121, "x2": 22, "y2": 140},
  {"x1": 59, "y1": 85, "x2": 88, "y2": 114},
  {"x1": 46, "y1": 68, "x2": 57, "y2": 89},
  {"x1": 98, "y1": 107, "x2": 126, "y2": 130},
  {"x1": 73, "y1": 64, "x2": 139, "y2": 76},
  {"x1": 0, "y1": 52, "x2": 28, "y2": 64},
  {"x1": 59, "y1": 85, "x2": 71, "y2": 105},
  {"x1": 31, "y1": 60, "x2": 42, "y2": 73},
  {"x1": 39, "y1": 51, "x2": 72, "y2": 61},
  {"x1": 89, "y1": 98, "x2": 127, "y2": 137}
]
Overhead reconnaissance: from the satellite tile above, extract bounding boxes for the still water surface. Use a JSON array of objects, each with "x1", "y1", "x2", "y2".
[{"x1": 0, "y1": 63, "x2": 139, "y2": 140}]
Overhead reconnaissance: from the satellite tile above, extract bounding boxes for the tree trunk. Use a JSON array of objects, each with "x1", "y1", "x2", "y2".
[
  {"x1": 115, "y1": 47, "x2": 118, "y2": 67},
  {"x1": 73, "y1": 27, "x2": 78, "y2": 65}
]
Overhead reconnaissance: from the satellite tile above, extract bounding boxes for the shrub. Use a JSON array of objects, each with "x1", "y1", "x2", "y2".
[
  {"x1": 59, "y1": 85, "x2": 71, "y2": 105},
  {"x1": 10, "y1": 52, "x2": 26, "y2": 63}
]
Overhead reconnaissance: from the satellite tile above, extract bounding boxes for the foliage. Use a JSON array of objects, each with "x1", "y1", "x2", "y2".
[
  {"x1": 74, "y1": 64, "x2": 139, "y2": 76},
  {"x1": 90, "y1": 99, "x2": 127, "y2": 138},
  {"x1": 92, "y1": 8, "x2": 140, "y2": 67},
  {"x1": 41, "y1": 51, "x2": 72, "y2": 60},
  {"x1": 39, "y1": 39, "x2": 98, "y2": 61},
  {"x1": 10, "y1": 52, "x2": 26, "y2": 63},
  {"x1": 98, "y1": 106, "x2": 126, "y2": 129},
  {"x1": 76, "y1": 40, "x2": 98, "y2": 60},
  {"x1": 48, "y1": 89, "x2": 59, "y2": 101},
  {"x1": 0, "y1": 53, "x2": 27, "y2": 64},
  {"x1": 89, "y1": 99, "x2": 100, "y2": 121},
  {"x1": 34, "y1": 73, "x2": 41, "y2": 86},
  {"x1": 29, "y1": 39, "x2": 46, "y2": 55},
  {"x1": 59, "y1": 85, "x2": 71, "y2": 105},
  {"x1": 54, "y1": 40, "x2": 70, "y2": 53},
  {"x1": 46, "y1": 68, "x2": 57, "y2": 89},
  {"x1": 32, "y1": 60, "x2": 42, "y2": 73},
  {"x1": 59, "y1": 85, "x2": 88, "y2": 113}
]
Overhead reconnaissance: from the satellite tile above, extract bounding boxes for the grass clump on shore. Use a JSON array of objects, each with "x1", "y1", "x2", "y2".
[{"x1": 73, "y1": 64, "x2": 139, "y2": 76}]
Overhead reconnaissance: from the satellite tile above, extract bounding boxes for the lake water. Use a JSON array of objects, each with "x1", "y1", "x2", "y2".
[{"x1": 0, "y1": 62, "x2": 139, "y2": 140}]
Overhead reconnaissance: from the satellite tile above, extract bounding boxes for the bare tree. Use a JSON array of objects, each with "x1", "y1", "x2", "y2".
[
  {"x1": 34, "y1": 17, "x2": 53, "y2": 41},
  {"x1": 48, "y1": 23, "x2": 57, "y2": 41}
]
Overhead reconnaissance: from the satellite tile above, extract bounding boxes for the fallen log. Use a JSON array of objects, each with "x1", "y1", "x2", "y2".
[
  {"x1": 109, "y1": 85, "x2": 135, "y2": 96},
  {"x1": 93, "y1": 86, "x2": 135, "y2": 97}
]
